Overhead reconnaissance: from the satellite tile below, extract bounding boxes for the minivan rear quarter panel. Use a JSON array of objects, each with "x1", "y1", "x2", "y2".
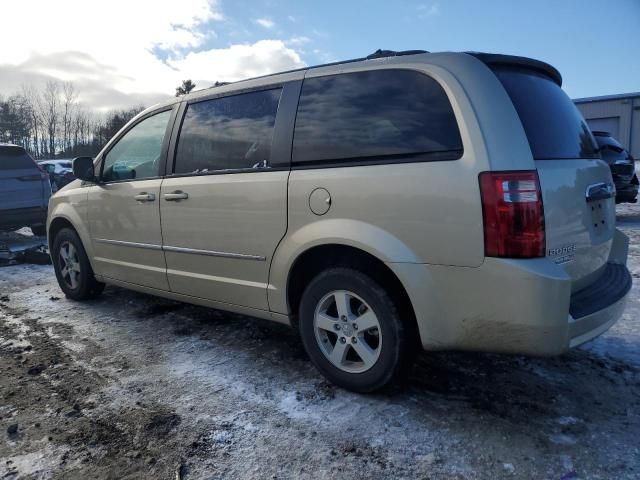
[{"x1": 269, "y1": 54, "x2": 524, "y2": 315}]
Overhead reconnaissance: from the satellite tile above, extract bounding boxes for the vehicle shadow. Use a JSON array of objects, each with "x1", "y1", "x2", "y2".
[{"x1": 96, "y1": 284, "x2": 638, "y2": 433}]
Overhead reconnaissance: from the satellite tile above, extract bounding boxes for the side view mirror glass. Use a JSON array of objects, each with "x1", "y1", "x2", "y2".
[{"x1": 72, "y1": 156, "x2": 96, "y2": 182}]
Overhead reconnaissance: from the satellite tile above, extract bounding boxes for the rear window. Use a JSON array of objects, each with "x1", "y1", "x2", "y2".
[
  {"x1": 494, "y1": 68, "x2": 599, "y2": 160},
  {"x1": 0, "y1": 146, "x2": 36, "y2": 170},
  {"x1": 292, "y1": 69, "x2": 463, "y2": 166}
]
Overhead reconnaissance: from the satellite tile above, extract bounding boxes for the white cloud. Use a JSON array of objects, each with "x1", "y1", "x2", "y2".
[
  {"x1": 254, "y1": 18, "x2": 275, "y2": 29},
  {"x1": 287, "y1": 36, "x2": 311, "y2": 46},
  {"x1": 170, "y1": 40, "x2": 304, "y2": 84},
  {"x1": 417, "y1": 3, "x2": 440, "y2": 18},
  {"x1": 0, "y1": 1, "x2": 305, "y2": 111}
]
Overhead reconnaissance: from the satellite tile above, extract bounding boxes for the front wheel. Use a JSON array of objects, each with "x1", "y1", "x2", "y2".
[
  {"x1": 52, "y1": 228, "x2": 105, "y2": 300},
  {"x1": 298, "y1": 267, "x2": 411, "y2": 392}
]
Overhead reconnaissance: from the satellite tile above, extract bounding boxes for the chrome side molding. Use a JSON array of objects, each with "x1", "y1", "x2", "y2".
[
  {"x1": 94, "y1": 238, "x2": 265, "y2": 261},
  {"x1": 162, "y1": 245, "x2": 266, "y2": 261},
  {"x1": 95, "y1": 238, "x2": 163, "y2": 250}
]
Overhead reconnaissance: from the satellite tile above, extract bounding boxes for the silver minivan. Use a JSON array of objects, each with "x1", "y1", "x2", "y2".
[
  {"x1": 47, "y1": 51, "x2": 631, "y2": 392},
  {"x1": 1, "y1": 144, "x2": 51, "y2": 235}
]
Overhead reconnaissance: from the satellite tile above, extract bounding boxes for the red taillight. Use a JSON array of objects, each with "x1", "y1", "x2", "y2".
[{"x1": 479, "y1": 170, "x2": 545, "y2": 258}]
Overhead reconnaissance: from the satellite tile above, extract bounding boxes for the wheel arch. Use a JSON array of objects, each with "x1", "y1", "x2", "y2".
[
  {"x1": 47, "y1": 213, "x2": 98, "y2": 274},
  {"x1": 282, "y1": 243, "x2": 419, "y2": 342}
]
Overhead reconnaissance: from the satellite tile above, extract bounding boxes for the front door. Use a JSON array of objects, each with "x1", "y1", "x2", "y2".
[
  {"x1": 160, "y1": 87, "x2": 288, "y2": 310},
  {"x1": 88, "y1": 108, "x2": 174, "y2": 290}
]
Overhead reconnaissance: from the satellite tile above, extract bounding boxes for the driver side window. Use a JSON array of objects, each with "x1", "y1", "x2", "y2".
[{"x1": 102, "y1": 110, "x2": 171, "y2": 182}]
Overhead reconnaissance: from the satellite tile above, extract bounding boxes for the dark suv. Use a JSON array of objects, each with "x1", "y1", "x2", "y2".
[
  {"x1": 0, "y1": 144, "x2": 52, "y2": 235},
  {"x1": 593, "y1": 131, "x2": 638, "y2": 203}
]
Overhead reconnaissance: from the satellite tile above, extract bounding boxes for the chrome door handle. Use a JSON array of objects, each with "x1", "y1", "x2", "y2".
[
  {"x1": 134, "y1": 192, "x2": 155, "y2": 202},
  {"x1": 164, "y1": 191, "x2": 189, "y2": 201},
  {"x1": 585, "y1": 182, "x2": 615, "y2": 202}
]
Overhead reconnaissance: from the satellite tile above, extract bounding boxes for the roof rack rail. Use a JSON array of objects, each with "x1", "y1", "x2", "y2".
[{"x1": 366, "y1": 49, "x2": 429, "y2": 59}]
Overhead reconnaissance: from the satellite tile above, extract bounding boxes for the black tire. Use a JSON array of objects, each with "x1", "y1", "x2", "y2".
[
  {"x1": 51, "y1": 228, "x2": 105, "y2": 300},
  {"x1": 298, "y1": 267, "x2": 411, "y2": 393},
  {"x1": 30, "y1": 224, "x2": 46, "y2": 236}
]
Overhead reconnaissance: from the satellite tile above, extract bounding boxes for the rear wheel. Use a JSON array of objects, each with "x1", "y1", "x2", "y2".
[
  {"x1": 298, "y1": 267, "x2": 411, "y2": 392},
  {"x1": 52, "y1": 228, "x2": 104, "y2": 300}
]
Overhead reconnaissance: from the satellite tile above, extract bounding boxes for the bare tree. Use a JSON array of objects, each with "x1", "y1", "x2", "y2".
[
  {"x1": 61, "y1": 82, "x2": 77, "y2": 153},
  {"x1": 3, "y1": 81, "x2": 145, "y2": 159},
  {"x1": 20, "y1": 85, "x2": 42, "y2": 158},
  {"x1": 41, "y1": 80, "x2": 60, "y2": 158}
]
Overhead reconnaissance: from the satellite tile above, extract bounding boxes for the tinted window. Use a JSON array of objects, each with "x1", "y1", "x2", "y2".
[
  {"x1": 102, "y1": 110, "x2": 171, "y2": 182},
  {"x1": 494, "y1": 68, "x2": 598, "y2": 160},
  {"x1": 0, "y1": 146, "x2": 36, "y2": 170},
  {"x1": 292, "y1": 69, "x2": 462, "y2": 166},
  {"x1": 174, "y1": 88, "x2": 282, "y2": 174}
]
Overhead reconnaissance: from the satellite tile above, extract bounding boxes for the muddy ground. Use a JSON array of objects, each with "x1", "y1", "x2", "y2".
[{"x1": 1, "y1": 208, "x2": 640, "y2": 479}]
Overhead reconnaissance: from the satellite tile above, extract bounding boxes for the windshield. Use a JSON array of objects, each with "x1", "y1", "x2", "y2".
[{"x1": 494, "y1": 67, "x2": 599, "y2": 160}]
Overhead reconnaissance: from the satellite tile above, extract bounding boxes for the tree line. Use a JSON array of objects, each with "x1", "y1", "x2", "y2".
[{"x1": 0, "y1": 80, "x2": 144, "y2": 160}]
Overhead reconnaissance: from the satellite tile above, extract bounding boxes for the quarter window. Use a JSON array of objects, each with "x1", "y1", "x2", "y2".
[
  {"x1": 102, "y1": 110, "x2": 171, "y2": 182},
  {"x1": 292, "y1": 69, "x2": 463, "y2": 166},
  {"x1": 173, "y1": 88, "x2": 282, "y2": 174}
]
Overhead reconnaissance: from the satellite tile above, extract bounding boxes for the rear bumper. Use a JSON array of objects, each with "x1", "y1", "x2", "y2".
[
  {"x1": 388, "y1": 229, "x2": 631, "y2": 356},
  {"x1": 568, "y1": 262, "x2": 631, "y2": 347},
  {"x1": 568, "y1": 292, "x2": 627, "y2": 348},
  {"x1": 0, "y1": 206, "x2": 47, "y2": 231}
]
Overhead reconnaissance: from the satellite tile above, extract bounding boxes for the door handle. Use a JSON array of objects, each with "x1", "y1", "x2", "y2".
[
  {"x1": 585, "y1": 182, "x2": 615, "y2": 202},
  {"x1": 134, "y1": 192, "x2": 155, "y2": 202},
  {"x1": 164, "y1": 191, "x2": 189, "y2": 201}
]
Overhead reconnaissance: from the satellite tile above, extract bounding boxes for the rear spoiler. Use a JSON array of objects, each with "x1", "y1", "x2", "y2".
[{"x1": 466, "y1": 52, "x2": 562, "y2": 86}]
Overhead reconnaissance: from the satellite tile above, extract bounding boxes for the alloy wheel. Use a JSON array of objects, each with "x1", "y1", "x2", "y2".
[
  {"x1": 313, "y1": 290, "x2": 382, "y2": 373},
  {"x1": 59, "y1": 241, "x2": 81, "y2": 289}
]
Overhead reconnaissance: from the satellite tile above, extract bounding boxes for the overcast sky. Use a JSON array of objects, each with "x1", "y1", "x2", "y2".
[{"x1": 1, "y1": 0, "x2": 638, "y2": 112}]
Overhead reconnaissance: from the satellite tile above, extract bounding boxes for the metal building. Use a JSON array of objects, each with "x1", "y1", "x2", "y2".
[{"x1": 574, "y1": 92, "x2": 640, "y2": 158}]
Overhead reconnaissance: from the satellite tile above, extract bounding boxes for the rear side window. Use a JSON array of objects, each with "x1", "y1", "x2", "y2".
[
  {"x1": 494, "y1": 68, "x2": 598, "y2": 160},
  {"x1": 0, "y1": 146, "x2": 36, "y2": 170},
  {"x1": 292, "y1": 69, "x2": 463, "y2": 166},
  {"x1": 174, "y1": 88, "x2": 282, "y2": 174}
]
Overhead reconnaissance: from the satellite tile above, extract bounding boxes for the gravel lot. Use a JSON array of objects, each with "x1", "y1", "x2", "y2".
[{"x1": 1, "y1": 206, "x2": 640, "y2": 479}]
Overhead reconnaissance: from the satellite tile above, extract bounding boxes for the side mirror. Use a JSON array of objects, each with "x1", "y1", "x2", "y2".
[{"x1": 72, "y1": 157, "x2": 96, "y2": 182}]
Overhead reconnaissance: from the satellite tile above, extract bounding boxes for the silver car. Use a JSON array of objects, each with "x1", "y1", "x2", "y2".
[
  {"x1": 1, "y1": 144, "x2": 51, "y2": 236},
  {"x1": 47, "y1": 50, "x2": 631, "y2": 392}
]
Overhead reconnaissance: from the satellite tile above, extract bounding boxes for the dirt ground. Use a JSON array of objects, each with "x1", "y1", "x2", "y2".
[{"x1": 1, "y1": 208, "x2": 640, "y2": 479}]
